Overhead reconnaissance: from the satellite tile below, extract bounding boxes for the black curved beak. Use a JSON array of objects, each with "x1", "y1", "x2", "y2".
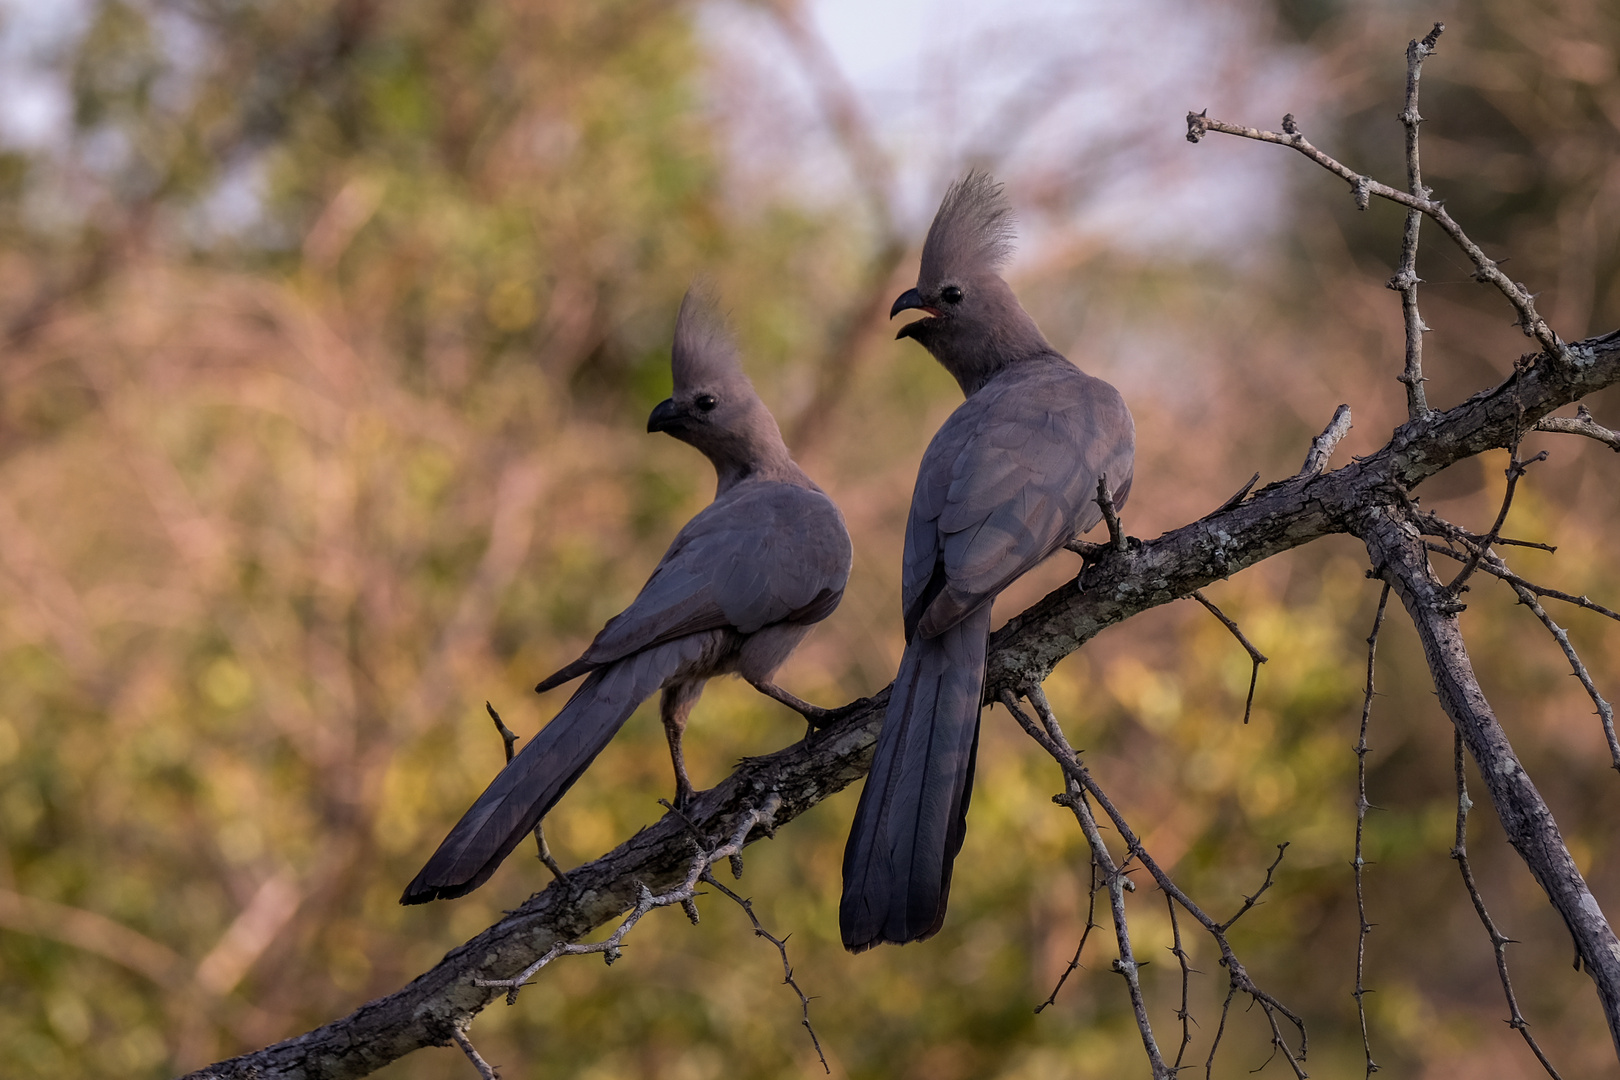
[
  {"x1": 889, "y1": 287, "x2": 924, "y2": 319},
  {"x1": 647, "y1": 398, "x2": 684, "y2": 433}
]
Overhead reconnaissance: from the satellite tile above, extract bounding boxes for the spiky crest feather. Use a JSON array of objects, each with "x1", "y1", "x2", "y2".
[
  {"x1": 671, "y1": 284, "x2": 745, "y2": 392},
  {"x1": 918, "y1": 171, "x2": 1016, "y2": 284}
]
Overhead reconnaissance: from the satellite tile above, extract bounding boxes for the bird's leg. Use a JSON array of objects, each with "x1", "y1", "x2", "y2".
[
  {"x1": 747, "y1": 679, "x2": 873, "y2": 732},
  {"x1": 660, "y1": 681, "x2": 704, "y2": 811}
]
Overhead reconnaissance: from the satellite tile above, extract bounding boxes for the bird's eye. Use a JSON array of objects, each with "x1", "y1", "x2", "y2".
[
  {"x1": 940, "y1": 285, "x2": 964, "y2": 304},
  {"x1": 695, "y1": 393, "x2": 718, "y2": 412}
]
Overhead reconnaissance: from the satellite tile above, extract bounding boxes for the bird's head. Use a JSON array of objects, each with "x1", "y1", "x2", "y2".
[
  {"x1": 890, "y1": 172, "x2": 1049, "y2": 394},
  {"x1": 648, "y1": 285, "x2": 792, "y2": 491}
]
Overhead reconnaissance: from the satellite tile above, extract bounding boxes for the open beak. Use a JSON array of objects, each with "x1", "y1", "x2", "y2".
[
  {"x1": 890, "y1": 288, "x2": 943, "y2": 341},
  {"x1": 890, "y1": 288, "x2": 926, "y2": 319},
  {"x1": 647, "y1": 398, "x2": 684, "y2": 433}
]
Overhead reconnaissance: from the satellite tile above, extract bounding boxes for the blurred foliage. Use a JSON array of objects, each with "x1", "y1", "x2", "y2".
[{"x1": 0, "y1": 0, "x2": 1618, "y2": 1078}]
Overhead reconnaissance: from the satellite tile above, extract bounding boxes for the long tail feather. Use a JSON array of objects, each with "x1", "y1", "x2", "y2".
[
  {"x1": 839, "y1": 605, "x2": 991, "y2": 950},
  {"x1": 402, "y1": 638, "x2": 706, "y2": 904}
]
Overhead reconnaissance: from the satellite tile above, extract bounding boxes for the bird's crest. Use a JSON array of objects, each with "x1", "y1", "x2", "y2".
[
  {"x1": 918, "y1": 171, "x2": 1016, "y2": 283},
  {"x1": 671, "y1": 283, "x2": 745, "y2": 392}
]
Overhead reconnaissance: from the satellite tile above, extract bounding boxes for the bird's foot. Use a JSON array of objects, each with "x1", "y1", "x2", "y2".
[{"x1": 749, "y1": 680, "x2": 872, "y2": 730}]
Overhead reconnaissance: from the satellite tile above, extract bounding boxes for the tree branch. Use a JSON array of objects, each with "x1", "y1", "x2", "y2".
[
  {"x1": 186, "y1": 328, "x2": 1620, "y2": 1078},
  {"x1": 1392, "y1": 23, "x2": 1443, "y2": 418},
  {"x1": 1186, "y1": 109, "x2": 1562, "y2": 357},
  {"x1": 1358, "y1": 503, "x2": 1620, "y2": 1059}
]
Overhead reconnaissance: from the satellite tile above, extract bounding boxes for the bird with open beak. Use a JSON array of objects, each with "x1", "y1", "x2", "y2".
[{"x1": 841, "y1": 173, "x2": 1136, "y2": 950}]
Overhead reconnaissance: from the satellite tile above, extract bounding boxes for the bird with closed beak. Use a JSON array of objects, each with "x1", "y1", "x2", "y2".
[
  {"x1": 403, "y1": 286, "x2": 852, "y2": 905},
  {"x1": 840, "y1": 173, "x2": 1135, "y2": 950}
]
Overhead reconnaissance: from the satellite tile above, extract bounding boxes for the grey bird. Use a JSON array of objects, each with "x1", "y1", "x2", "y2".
[
  {"x1": 403, "y1": 288, "x2": 852, "y2": 904},
  {"x1": 840, "y1": 173, "x2": 1135, "y2": 950}
]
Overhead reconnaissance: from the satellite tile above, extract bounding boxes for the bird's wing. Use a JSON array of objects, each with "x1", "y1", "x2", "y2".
[
  {"x1": 540, "y1": 484, "x2": 850, "y2": 689},
  {"x1": 904, "y1": 360, "x2": 1134, "y2": 640}
]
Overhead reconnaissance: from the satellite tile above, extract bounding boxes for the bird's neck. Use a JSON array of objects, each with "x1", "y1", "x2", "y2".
[
  {"x1": 702, "y1": 406, "x2": 806, "y2": 496},
  {"x1": 931, "y1": 309, "x2": 1054, "y2": 398},
  {"x1": 711, "y1": 444, "x2": 806, "y2": 496}
]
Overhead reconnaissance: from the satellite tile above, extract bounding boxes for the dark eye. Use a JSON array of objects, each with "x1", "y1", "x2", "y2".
[
  {"x1": 695, "y1": 393, "x2": 718, "y2": 412},
  {"x1": 940, "y1": 285, "x2": 964, "y2": 304}
]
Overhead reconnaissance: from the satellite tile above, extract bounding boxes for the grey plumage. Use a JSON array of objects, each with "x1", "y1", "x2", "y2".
[
  {"x1": 403, "y1": 288, "x2": 851, "y2": 905},
  {"x1": 841, "y1": 173, "x2": 1135, "y2": 950}
]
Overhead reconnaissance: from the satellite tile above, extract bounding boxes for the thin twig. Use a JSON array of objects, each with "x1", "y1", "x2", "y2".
[
  {"x1": 487, "y1": 702, "x2": 519, "y2": 761},
  {"x1": 1185, "y1": 111, "x2": 1561, "y2": 358},
  {"x1": 475, "y1": 796, "x2": 781, "y2": 1001},
  {"x1": 1167, "y1": 893, "x2": 1197, "y2": 1073},
  {"x1": 452, "y1": 1027, "x2": 499, "y2": 1080},
  {"x1": 1447, "y1": 448, "x2": 1548, "y2": 597},
  {"x1": 487, "y1": 703, "x2": 567, "y2": 880},
  {"x1": 1390, "y1": 23, "x2": 1443, "y2": 417},
  {"x1": 1001, "y1": 687, "x2": 1309, "y2": 1077},
  {"x1": 700, "y1": 873, "x2": 830, "y2": 1072},
  {"x1": 1054, "y1": 778, "x2": 1170, "y2": 1078},
  {"x1": 1217, "y1": 843, "x2": 1288, "y2": 935},
  {"x1": 1300, "y1": 403, "x2": 1354, "y2": 478},
  {"x1": 1213, "y1": 471, "x2": 1261, "y2": 515},
  {"x1": 1190, "y1": 590, "x2": 1268, "y2": 724},
  {"x1": 1507, "y1": 581, "x2": 1620, "y2": 771},
  {"x1": 1354, "y1": 584, "x2": 1390, "y2": 1076},
  {"x1": 1452, "y1": 733, "x2": 1565, "y2": 1078},
  {"x1": 1037, "y1": 856, "x2": 1102, "y2": 1013},
  {"x1": 1535, "y1": 404, "x2": 1620, "y2": 451}
]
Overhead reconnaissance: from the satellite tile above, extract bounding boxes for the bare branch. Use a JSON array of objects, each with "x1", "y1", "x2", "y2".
[
  {"x1": 1054, "y1": 777, "x2": 1170, "y2": 1078},
  {"x1": 700, "y1": 872, "x2": 830, "y2": 1072},
  {"x1": 487, "y1": 703, "x2": 567, "y2": 880},
  {"x1": 1506, "y1": 580, "x2": 1620, "y2": 772},
  {"x1": 1186, "y1": 112, "x2": 1562, "y2": 357},
  {"x1": 1354, "y1": 583, "x2": 1391, "y2": 1077},
  {"x1": 486, "y1": 702, "x2": 519, "y2": 762},
  {"x1": 1213, "y1": 471, "x2": 1261, "y2": 515},
  {"x1": 185, "y1": 326, "x2": 1620, "y2": 1079},
  {"x1": 476, "y1": 796, "x2": 783, "y2": 999},
  {"x1": 1299, "y1": 404, "x2": 1354, "y2": 478},
  {"x1": 1452, "y1": 732, "x2": 1565, "y2": 1078},
  {"x1": 1001, "y1": 687, "x2": 1308, "y2": 1077},
  {"x1": 1390, "y1": 23, "x2": 1444, "y2": 418},
  {"x1": 1447, "y1": 448, "x2": 1548, "y2": 598},
  {"x1": 1190, "y1": 589, "x2": 1268, "y2": 724},
  {"x1": 1036, "y1": 856, "x2": 1102, "y2": 1013},
  {"x1": 452, "y1": 1028, "x2": 499, "y2": 1080},
  {"x1": 1166, "y1": 893, "x2": 1196, "y2": 1074},
  {"x1": 1535, "y1": 404, "x2": 1620, "y2": 452},
  {"x1": 1361, "y1": 505, "x2": 1620, "y2": 1058}
]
